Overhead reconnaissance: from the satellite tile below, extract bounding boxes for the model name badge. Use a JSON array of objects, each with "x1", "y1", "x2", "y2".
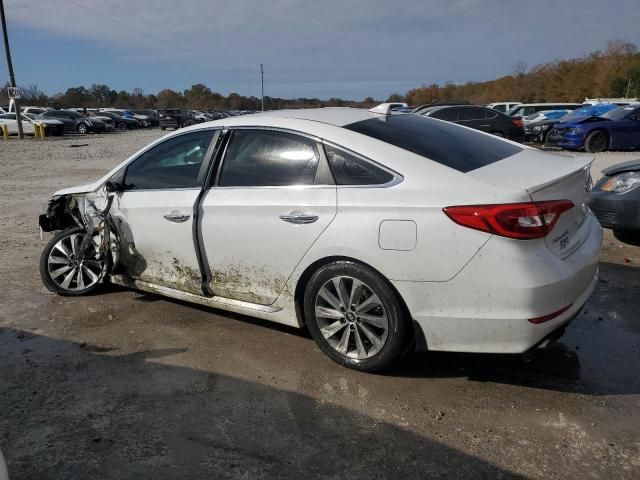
[{"x1": 553, "y1": 231, "x2": 570, "y2": 250}]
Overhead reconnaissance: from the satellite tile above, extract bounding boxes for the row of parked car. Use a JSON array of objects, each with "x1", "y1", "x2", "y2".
[
  {"x1": 391, "y1": 98, "x2": 640, "y2": 153},
  {"x1": 0, "y1": 105, "x2": 255, "y2": 136}
]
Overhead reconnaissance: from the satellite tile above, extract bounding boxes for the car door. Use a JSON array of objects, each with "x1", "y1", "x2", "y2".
[
  {"x1": 200, "y1": 128, "x2": 337, "y2": 305},
  {"x1": 458, "y1": 107, "x2": 492, "y2": 132},
  {"x1": 624, "y1": 108, "x2": 640, "y2": 148},
  {"x1": 110, "y1": 129, "x2": 217, "y2": 295}
]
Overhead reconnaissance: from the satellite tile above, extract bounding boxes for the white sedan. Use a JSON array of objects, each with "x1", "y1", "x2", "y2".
[{"x1": 38, "y1": 105, "x2": 602, "y2": 371}]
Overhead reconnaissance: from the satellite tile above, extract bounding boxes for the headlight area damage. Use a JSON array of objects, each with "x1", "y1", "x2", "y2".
[{"x1": 38, "y1": 191, "x2": 120, "y2": 294}]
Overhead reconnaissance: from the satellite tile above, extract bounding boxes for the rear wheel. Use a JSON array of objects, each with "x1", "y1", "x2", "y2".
[
  {"x1": 77, "y1": 123, "x2": 88, "y2": 134},
  {"x1": 304, "y1": 261, "x2": 409, "y2": 372},
  {"x1": 613, "y1": 229, "x2": 640, "y2": 247},
  {"x1": 40, "y1": 227, "x2": 107, "y2": 296},
  {"x1": 585, "y1": 130, "x2": 608, "y2": 153}
]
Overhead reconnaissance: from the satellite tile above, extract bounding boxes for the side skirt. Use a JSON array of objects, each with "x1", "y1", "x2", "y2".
[{"x1": 109, "y1": 274, "x2": 291, "y2": 322}]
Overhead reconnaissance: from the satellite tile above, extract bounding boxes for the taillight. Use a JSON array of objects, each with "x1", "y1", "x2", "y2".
[
  {"x1": 443, "y1": 200, "x2": 574, "y2": 240},
  {"x1": 512, "y1": 117, "x2": 524, "y2": 129}
]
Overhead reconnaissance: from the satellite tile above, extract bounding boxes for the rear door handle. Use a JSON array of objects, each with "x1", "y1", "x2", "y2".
[
  {"x1": 279, "y1": 212, "x2": 319, "y2": 224},
  {"x1": 163, "y1": 210, "x2": 190, "y2": 223}
]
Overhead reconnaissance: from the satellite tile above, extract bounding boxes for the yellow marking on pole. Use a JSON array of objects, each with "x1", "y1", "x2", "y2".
[{"x1": 1, "y1": 124, "x2": 8, "y2": 140}]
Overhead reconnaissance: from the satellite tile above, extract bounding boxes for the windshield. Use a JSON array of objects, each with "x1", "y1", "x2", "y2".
[{"x1": 600, "y1": 106, "x2": 635, "y2": 121}]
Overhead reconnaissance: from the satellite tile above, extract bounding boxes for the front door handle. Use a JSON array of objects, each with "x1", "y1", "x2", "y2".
[
  {"x1": 279, "y1": 212, "x2": 319, "y2": 224},
  {"x1": 163, "y1": 210, "x2": 190, "y2": 223}
]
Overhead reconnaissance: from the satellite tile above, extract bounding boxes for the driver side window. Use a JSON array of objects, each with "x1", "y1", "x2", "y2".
[{"x1": 123, "y1": 130, "x2": 214, "y2": 190}]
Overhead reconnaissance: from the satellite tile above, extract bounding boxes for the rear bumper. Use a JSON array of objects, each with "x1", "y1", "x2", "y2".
[
  {"x1": 394, "y1": 215, "x2": 602, "y2": 353},
  {"x1": 588, "y1": 189, "x2": 640, "y2": 232}
]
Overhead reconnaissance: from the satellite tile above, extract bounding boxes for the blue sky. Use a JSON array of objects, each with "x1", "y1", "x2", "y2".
[{"x1": 4, "y1": 0, "x2": 640, "y2": 100}]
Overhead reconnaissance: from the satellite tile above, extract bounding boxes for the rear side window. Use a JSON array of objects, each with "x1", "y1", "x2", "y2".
[
  {"x1": 325, "y1": 145, "x2": 394, "y2": 185},
  {"x1": 218, "y1": 129, "x2": 319, "y2": 187},
  {"x1": 459, "y1": 107, "x2": 487, "y2": 121},
  {"x1": 344, "y1": 115, "x2": 522, "y2": 173},
  {"x1": 430, "y1": 108, "x2": 459, "y2": 121}
]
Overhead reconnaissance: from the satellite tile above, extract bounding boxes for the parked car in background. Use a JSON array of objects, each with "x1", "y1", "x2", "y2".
[
  {"x1": 133, "y1": 109, "x2": 159, "y2": 127},
  {"x1": 486, "y1": 102, "x2": 521, "y2": 113},
  {"x1": 0, "y1": 112, "x2": 65, "y2": 136},
  {"x1": 40, "y1": 110, "x2": 106, "y2": 134},
  {"x1": 589, "y1": 159, "x2": 640, "y2": 246},
  {"x1": 523, "y1": 110, "x2": 572, "y2": 127},
  {"x1": 546, "y1": 104, "x2": 640, "y2": 152},
  {"x1": 0, "y1": 112, "x2": 38, "y2": 135},
  {"x1": 20, "y1": 106, "x2": 49, "y2": 115},
  {"x1": 23, "y1": 113, "x2": 65, "y2": 136},
  {"x1": 527, "y1": 104, "x2": 618, "y2": 144},
  {"x1": 192, "y1": 110, "x2": 209, "y2": 123},
  {"x1": 97, "y1": 111, "x2": 138, "y2": 130},
  {"x1": 158, "y1": 109, "x2": 196, "y2": 129},
  {"x1": 417, "y1": 104, "x2": 525, "y2": 141},
  {"x1": 105, "y1": 109, "x2": 149, "y2": 127},
  {"x1": 412, "y1": 101, "x2": 471, "y2": 114},
  {"x1": 584, "y1": 97, "x2": 638, "y2": 106},
  {"x1": 38, "y1": 107, "x2": 601, "y2": 371},
  {"x1": 508, "y1": 103, "x2": 582, "y2": 118}
]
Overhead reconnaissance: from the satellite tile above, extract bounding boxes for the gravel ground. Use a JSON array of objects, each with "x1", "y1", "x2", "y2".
[{"x1": 0, "y1": 130, "x2": 639, "y2": 479}]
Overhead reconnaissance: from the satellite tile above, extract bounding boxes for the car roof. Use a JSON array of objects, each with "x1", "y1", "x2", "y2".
[{"x1": 241, "y1": 107, "x2": 377, "y2": 127}]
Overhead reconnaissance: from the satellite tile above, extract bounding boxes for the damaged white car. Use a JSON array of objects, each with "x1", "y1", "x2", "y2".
[{"x1": 39, "y1": 105, "x2": 602, "y2": 372}]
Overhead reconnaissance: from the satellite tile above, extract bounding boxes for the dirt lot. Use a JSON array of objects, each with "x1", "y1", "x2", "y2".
[{"x1": 1, "y1": 131, "x2": 639, "y2": 479}]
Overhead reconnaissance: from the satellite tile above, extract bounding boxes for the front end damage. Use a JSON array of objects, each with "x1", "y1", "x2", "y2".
[{"x1": 39, "y1": 192, "x2": 119, "y2": 279}]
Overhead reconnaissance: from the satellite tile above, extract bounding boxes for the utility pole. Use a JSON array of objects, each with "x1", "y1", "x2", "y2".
[
  {"x1": 0, "y1": 0, "x2": 23, "y2": 138},
  {"x1": 625, "y1": 78, "x2": 632, "y2": 98},
  {"x1": 260, "y1": 63, "x2": 264, "y2": 112}
]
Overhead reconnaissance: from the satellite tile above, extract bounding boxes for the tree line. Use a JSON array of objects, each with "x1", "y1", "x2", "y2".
[
  {"x1": 2, "y1": 41, "x2": 639, "y2": 110},
  {"x1": 404, "y1": 40, "x2": 640, "y2": 106}
]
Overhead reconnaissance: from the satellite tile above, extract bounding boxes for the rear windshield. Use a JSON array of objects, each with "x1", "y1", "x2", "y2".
[{"x1": 344, "y1": 115, "x2": 522, "y2": 173}]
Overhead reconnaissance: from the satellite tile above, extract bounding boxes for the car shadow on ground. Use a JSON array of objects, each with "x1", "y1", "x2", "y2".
[
  {"x1": 0, "y1": 327, "x2": 522, "y2": 479},
  {"x1": 106, "y1": 259, "x2": 640, "y2": 397}
]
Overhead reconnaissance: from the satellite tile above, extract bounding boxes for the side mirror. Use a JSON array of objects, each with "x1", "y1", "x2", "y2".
[{"x1": 104, "y1": 180, "x2": 122, "y2": 193}]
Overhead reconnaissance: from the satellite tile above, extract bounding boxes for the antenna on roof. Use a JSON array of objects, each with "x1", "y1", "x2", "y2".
[{"x1": 369, "y1": 102, "x2": 408, "y2": 115}]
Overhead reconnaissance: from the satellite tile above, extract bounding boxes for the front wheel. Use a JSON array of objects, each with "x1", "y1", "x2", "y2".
[
  {"x1": 77, "y1": 123, "x2": 88, "y2": 134},
  {"x1": 585, "y1": 130, "x2": 608, "y2": 153},
  {"x1": 39, "y1": 227, "x2": 107, "y2": 296},
  {"x1": 304, "y1": 261, "x2": 409, "y2": 372}
]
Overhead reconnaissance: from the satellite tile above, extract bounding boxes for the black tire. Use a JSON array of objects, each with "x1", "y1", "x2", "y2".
[
  {"x1": 613, "y1": 229, "x2": 640, "y2": 247},
  {"x1": 585, "y1": 130, "x2": 608, "y2": 153},
  {"x1": 118, "y1": 122, "x2": 128, "y2": 131},
  {"x1": 39, "y1": 227, "x2": 107, "y2": 296},
  {"x1": 160, "y1": 126, "x2": 166, "y2": 130},
  {"x1": 304, "y1": 260, "x2": 409, "y2": 372},
  {"x1": 77, "y1": 123, "x2": 88, "y2": 135}
]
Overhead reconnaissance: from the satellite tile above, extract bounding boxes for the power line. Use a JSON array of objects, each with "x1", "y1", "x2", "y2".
[
  {"x1": 63, "y1": 0, "x2": 184, "y2": 51},
  {"x1": 100, "y1": 0, "x2": 206, "y2": 49}
]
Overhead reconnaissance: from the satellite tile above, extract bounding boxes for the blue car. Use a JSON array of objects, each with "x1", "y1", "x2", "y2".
[{"x1": 547, "y1": 104, "x2": 640, "y2": 152}]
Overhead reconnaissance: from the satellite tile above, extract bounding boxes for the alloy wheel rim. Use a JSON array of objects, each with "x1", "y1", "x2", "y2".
[
  {"x1": 314, "y1": 276, "x2": 389, "y2": 360},
  {"x1": 47, "y1": 232, "x2": 104, "y2": 291},
  {"x1": 592, "y1": 133, "x2": 607, "y2": 151}
]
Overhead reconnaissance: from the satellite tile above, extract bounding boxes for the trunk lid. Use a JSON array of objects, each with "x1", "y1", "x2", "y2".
[{"x1": 468, "y1": 148, "x2": 593, "y2": 258}]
